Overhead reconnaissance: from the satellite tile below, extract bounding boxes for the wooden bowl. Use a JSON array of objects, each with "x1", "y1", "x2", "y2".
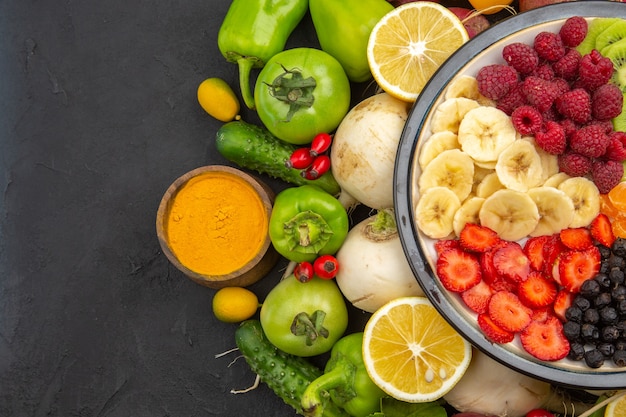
[{"x1": 156, "y1": 165, "x2": 279, "y2": 289}]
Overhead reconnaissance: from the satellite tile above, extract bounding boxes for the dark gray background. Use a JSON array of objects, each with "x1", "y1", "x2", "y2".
[{"x1": 0, "y1": 1, "x2": 516, "y2": 416}]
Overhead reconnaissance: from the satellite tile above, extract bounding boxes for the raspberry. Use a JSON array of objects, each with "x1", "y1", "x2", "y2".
[
  {"x1": 592, "y1": 83, "x2": 624, "y2": 121},
  {"x1": 552, "y1": 48, "x2": 581, "y2": 80},
  {"x1": 558, "y1": 151, "x2": 592, "y2": 176},
  {"x1": 612, "y1": 130, "x2": 626, "y2": 147},
  {"x1": 511, "y1": 105, "x2": 543, "y2": 135},
  {"x1": 522, "y1": 76, "x2": 559, "y2": 113},
  {"x1": 604, "y1": 134, "x2": 626, "y2": 162},
  {"x1": 570, "y1": 124, "x2": 610, "y2": 158},
  {"x1": 502, "y1": 42, "x2": 539, "y2": 75},
  {"x1": 555, "y1": 88, "x2": 591, "y2": 124},
  {"x1": 592, "y1": 160, "x2": 624, "y2": 194},
  {"x1": 532, "y1": 63, "x2": 555, "y2": 81},
  {"x1": 535, "y1": 120, "x2": 566, "y2": 154},
  {"x1": 586, "y1": 119, "x2": 615, "y2": 134},
  {"x1": 559, "y1": 16, "x2": 588, "y2": 47},
  {"x1": 495, "y1": 83, "x2": 527, "y2": 115},
  {"x1": 551, "y1": 77, "x2": 571, "y2": 96},
  {"x1": 476, "y1": 64, "x2": 520, "y2": 101},
  {"x1": 560, "y1": 118, "x2": 579, "y2": 139},
  {"x1": 578, "y1": 50, "x2": 614, "y2": 91},
  {"x1": 534, "y1": 31, "x2": 566, "y2": 62}
]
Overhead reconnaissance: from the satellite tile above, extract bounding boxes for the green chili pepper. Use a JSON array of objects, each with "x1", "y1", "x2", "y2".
[
  {"x1": 301, "y1": 332, "x2": 385, "y2": 417},
  {"x1": 309, "y1": 0, "x2": 393, "y2": 83},
  {"x1": 217, "y1": 0, "x2": 309, "y2": 110},
  {"x1": 268, "y1": 185, "x2": 348, "y2": 263}
]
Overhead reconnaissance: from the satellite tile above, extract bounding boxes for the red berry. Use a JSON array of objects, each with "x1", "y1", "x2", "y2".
[
  {"x1": 461, "y1": 280, "x2": 494, "y2": 314},
  {"x1": 591, "y1": 159, "x2": 624, "y2": 194},
  {"x1": 552, "y1": 290, "x2": 574, "y2": 322},
  {"x1": 294, "y1": 261, "x2": 314, "y2": 283},
  {"x1": 557, "y1": 247, "x2": 601, "y2": 293},
  {"x1": 502, "y1": 42, "x2": 539, "y2": 74},
  {"x1": 569, "y1": 124, "x2": 610, "y2": 158},
  {"x1": 286, "y1": 147, "x2": 314, "y2": 169},
  {"x1": 535, "y1": 120, "x2": 566, "y2": 155},
  {"x1": 558, "y1": 150, "x2": 592, "y2": 176},
  {"x1": 552, "y1": 48, "x2": 581, "y2": 80},
  {"x1": 511, "y1": 105, "x2": 543, "y2": 136},
  {"x1": 591, "y1": 83, "x2": 624, "y2": 121},
  {"x1": 434, "y1": 238, "x2": 460, "y2": 256},
  {"x1": 520, "y1": 316, "x2": 569, "y2": 361},
  {"x1": 578, "y1": 49, "x2": 613, "y2": 91},
  {"x1": 523, "y1": 235, "x2": 551, "y2": 271},
  {"x1": 605, "y1": 134, "x2": 626, "y2": 162},
  {"x1": 476, "y1": 64, "x2": 520, "y2": 101},
  {"x1": 313, "y1": 254, "x2": 339, "y2": 279},
  {"x1": 559, "y1": 16, "x2": 588, "y2": 48},
  {"x1": 521, "y1": 76, "x2": 559, "y2": 113},
  {"x1": 493, "y1": 241, "x2": 530, "y2": 284},
  {"x1": 436, "y1": 247, "x2": 482, "y2": 293},
  {"x1": 534, "y1": 31, "x2": 566, "y2": 62},
  {"x1": 555, "y1": 88, "x2": 591, "y2": 124},
  {"x1": 310, "y1": 132, "x2": 332, "y2": 156},
  {"x1": 526, "y1": 408, "x2": 556, "y2": 417},
  {"x1": 301, "y1": 154, "x2": 331, "y2": 179}
]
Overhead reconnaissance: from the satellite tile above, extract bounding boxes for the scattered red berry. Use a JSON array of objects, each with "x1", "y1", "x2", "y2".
[
  {"x1": 521, "y1": 76, "x2": 559, "y2": 113},
  {"x1": 591, "y1": 83, "x2": 624, "y2": 121},
  {"x1": 502, "y1": 42, "x2": 539, "y2": 75},
  {"x1": 302, "y1": 154, "x2": 331, "y2": 179},
  {"x1": 604, "y1": 134, "x2": 626, "y2": 162},
  {"x1": 286, "y1": 147, "x2": 315, "y2": 169},
  {"x1": 555, "y1": 88, "x2": 591, "y2": 124},
  {"x1": 577, "y1": 49, "x2": 613, "y2": 91},
  {"x1": 526, "y1": 408, "x2": 556, "y2": 417},
  {"x1": 493, "y1": 241, "x2": 530, "y2": 284},
  {"x1": 313, "y1": 254, "x2": 339, "y2": 279},
  {"x1": 569, "y1": 124, "x2": 610, "y2": 158},
  {"x1": 558, "y1": 150, "x2": 592, "y2": 176},
  {"x1": 520, "y1": 316, "x2": 569, "y2": 361},
  {"x1": 511, "y1": 105, "x2": 543, "y2": 136},
  {"x1": 310, "y1": 132, "x2": 332, "y2": 156},
  {"x1": 294, "y1": 261, "x2": 314, "y2": 283},
  {"x1": 552, "y1": 48, "x2": 581, "y2": 80},
  {"x1": 535, "y1": 120, "x2": 566, "y2": 155}
]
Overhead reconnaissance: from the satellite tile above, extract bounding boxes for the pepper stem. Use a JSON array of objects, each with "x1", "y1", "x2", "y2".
[
  {"x1": 301, "y1": 358, "x2": 355, "y2": 417},
  {"x1": 237, "y1": 57, "x2": 256, "y2": 110}
]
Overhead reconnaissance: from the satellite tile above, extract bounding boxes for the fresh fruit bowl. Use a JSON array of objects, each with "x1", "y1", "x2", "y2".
[{"x1": 395, "y1": 2, "x2": 626, "y2": 389}]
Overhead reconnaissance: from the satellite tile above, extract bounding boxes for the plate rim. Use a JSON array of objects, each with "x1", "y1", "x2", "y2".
[{"x1": 394, "y1": 1, "x2": 626, "y2": 390}]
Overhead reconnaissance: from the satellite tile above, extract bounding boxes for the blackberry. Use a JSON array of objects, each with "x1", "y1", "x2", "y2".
[
  {"x1": 565, "y1": 306, "x2": 583, "y2": 323},
  {"x1": 580, "y1": 278, "x2": 601, "y2": 298},
  {"x1": 581, "y1": 323, "x2": 600, "y2": 342},
  {"x1": 596, "y1": 273, "x2": 612, "y2": 289},
  {"x1": 568, "y1": 341, "x2": 586, "y2": 361},
  {"x1": 584, "y1": 308, "x2": 600, "y2": 324},
  {"x1": 573, "y1": 295, "x2": 591, "y2": 311},
  {"x1": 613, "y1": 349, "x2": 626, "y2": 367},
  {"x1": 584, "y1": 348, "x2": 605, "y2": 368},
  {"x1": 563, "y1": 320, "x2": 581, "y2": 341},
  {"x1": 609, "y1": 267, "x2": 625, "y2": 286},
  {"x1": 600, "y1": 306, "x2": 619, "y2": 324},
  {"x1": 602, "y1": 325, "x2": 620, "y2": 342},
  {"x1": 594, "y1": 292, "x2": 612, "y2": 309},
  {"x1": 598, "y1": 342, "x2": 615, "y2": 358},
  {"x1": 612, "y1": 237, "x2": 626, "y2": 258}
]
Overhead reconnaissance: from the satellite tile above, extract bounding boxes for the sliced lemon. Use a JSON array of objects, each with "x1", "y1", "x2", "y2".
[
  {"x1": 605, "y1": 391, "x2": 626, "y2": 417},
  {"x1": 362, "y1": 296, "x2": 471, "y2": 403},
  {"x1": 366, "y1": 2, "x2": 469, "y2": 102}
]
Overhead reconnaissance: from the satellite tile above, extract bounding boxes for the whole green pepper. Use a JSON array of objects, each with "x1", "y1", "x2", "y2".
[
  {"x1": 309, "y1": 0, "x2": 393, "y2": 83},
  {"x1": 217, "y1": 0, "x2": 309, "y2": 109},
  {"x1": 269, "y1": 185, "x2": 348, "y2": 263},
  {"x1": 301, "y1": 332, "x2": 385, "y2": 417}
]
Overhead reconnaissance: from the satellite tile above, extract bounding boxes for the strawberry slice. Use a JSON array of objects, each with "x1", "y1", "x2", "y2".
[
  {"x1": 520, "y1": 316, "x2": 570, "y2": 361},
  {"x1": 488, "y1": 290, "x2": 533, "y2": 333},
  {"x1": 518, "y1": 270, "x2": 558, "y2": 309},
  {"x1": 435, "y1": 238, "x2": 460, "y2": 256},
  {"x1": 542, "y1": 234, "x2": 566, "y2": 276},
  {"x1": 461, "y1": 280, "x2": 494, "y2": 314},
  {"x1": 436, "y1": 247, "x2": 482, "y2": 292},
  {"x1": 493, "y1": 241, "x2": 530, "y2": 283},
  {"x1": 479, "y1": 240, "x2": 508, "y2": 285},
  {"x1": 523, "y1": 235, "x2": 550, "y2": 271},
  {"x1": 459, "y1": 223, "x2": 501, "y2": 253},
  {"x1": 477, "y1": 313, "x2": 515, "y2": 344},
  {"x1": 552, "y1": 290, "x2": 574, "y2": 322},
  {"x1": 558, "y1": 246, "x2": 601, "y2": 293},
  {"x1": 559, "y1": 227, "x2": 593, "y2": 250},
  {"x1": 590, "y1": 213, "x2": 616, "y2": 247},
  {"x1": 531, "y1": 307, "x2": 553, "y2": 323}
]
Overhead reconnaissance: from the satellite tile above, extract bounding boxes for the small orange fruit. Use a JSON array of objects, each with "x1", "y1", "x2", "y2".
[
  {"x1": 468, "y1": 0, "x2": 514, "y2": 15},
  {"x1": 608, "y1": 181, "x2": 626, "y2": 211}
]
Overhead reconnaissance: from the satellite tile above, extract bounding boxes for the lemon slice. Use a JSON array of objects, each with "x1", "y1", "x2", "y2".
[
  {"x1": 366, "y1": 2, "x2": 469, "y2": 102},
  {"x1": 605, "y1": 391, "x2": 626, "y2": 417},
  {"x1": 362, "y1": 296, "x2": 472, "y2": 403}
]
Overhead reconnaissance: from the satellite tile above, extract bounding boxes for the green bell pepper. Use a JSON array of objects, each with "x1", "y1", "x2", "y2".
[
  {"x1": 301, "y1": 332, "x2": 385, "y2": 417},
  {"x1": 269, "y1": 185, "x2": 348, "y2": 263},
  {"x1": 309, "y1": 0, "x2": 393, "y2": 83},
  {"x1": 217, "y1": 0, "x2": 309, "y2": 109}
]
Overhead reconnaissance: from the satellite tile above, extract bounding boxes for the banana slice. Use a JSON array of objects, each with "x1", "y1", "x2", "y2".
[
  {"x1": 458, "y1": 106, "x2": 519, "y2": 163},
  {"x1": 557, "y1": 177, "x2": 600, "y2": 228},
  {"x1": 453, "y1": 196, "x2": 486, "y2": 237},
  {"x1": 528, "y1": 187, "x2": 575, "y2": 237},
  {"x1": 444, "y1": 74, "x2": 495, "y2": 106},
  {"x1": 543, "y1": 172, "x2": 571, "y2": 188},
  {"x1": 418, "y1": 149, "x2": 474, "y2": 202},
  {"x1": 416, "y1": 186, "x2": 462, "y2": 239},
  {"x1": 475, "y1": 172, "x2": 504, "y2": 199},
  {"x1": 495, "y1": 140, "x2": 544, "y2": 192},
  {"x1": 418, "y1": 131, "x2": 460, "y2": 169},
  {"x1": 479, "y1": 189, "x2": 540, "y2": 241},
  {"x1": 430, "y1": 97, "x2": 480, "y2": 134},
  {"x1": 521, "y1": 136, "x2": 559, "y2": 183},
  {"x1": 473, "y1": 164, "x2": 493, "y2": 186}
]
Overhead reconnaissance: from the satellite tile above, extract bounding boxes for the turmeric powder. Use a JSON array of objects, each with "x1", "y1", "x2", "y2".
[{"x1": 165, "y1": 171, "x2": 268, "y2": 276}]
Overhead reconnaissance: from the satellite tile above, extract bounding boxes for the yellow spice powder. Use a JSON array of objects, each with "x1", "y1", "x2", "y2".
[{"x1": 165, "y1": 171, "x2": 268, "y2": 276}]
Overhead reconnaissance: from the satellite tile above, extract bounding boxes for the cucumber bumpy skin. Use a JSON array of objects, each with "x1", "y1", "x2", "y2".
[
  {"x1": 216, "y1": 120, "x2": 341, "y2": 195},
  {"x1": 234, "y1": 320, "x2": 350, "y2": 417}
]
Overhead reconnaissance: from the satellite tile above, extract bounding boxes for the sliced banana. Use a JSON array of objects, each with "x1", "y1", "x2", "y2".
[
  {"x1": 479, "y1": 189, "x2": 540, "y2": 241},
  {"x1": 495, "y1": 140, "x2": 544, "y2": 192},
  {"x1": 445, "y1": 74, "x2": 495, "y2": 106},
  {"x1": 430, "y1": 97, "x2": 481, "y2": 134},
  {"x1": 453, "y1": 196, "x2": 486, "y2": 237},
  {"x1": 475, "y1": 172, "x2": 504, "y2": 199},
  {"x1": 557, "y1": 177, "x2": 600, "y2": 228},
  {"x1": 521, "y1": 136, "x2": 559, "y2": 182},
  {"x1": 528, "y1": 187, "x2": 575, "y2": 237},
  {"x1": 543, "y1": 172, "x2": 571, "y2": 188},
  {"x1": 418, "y1": 149, "x2": 474, "y2": 202},
  {"x1": 458, "y1": 106, "x2": 519, "y2": 163},
  {"x1": 416, "y1": 186, "x2": 462, "y2": 239},
  {"x1": 418, "y1": 131, "x2": 460, "y2": 169},
  {"x1": 473, "y1": 164, "x2": 493, "y2": 186}
]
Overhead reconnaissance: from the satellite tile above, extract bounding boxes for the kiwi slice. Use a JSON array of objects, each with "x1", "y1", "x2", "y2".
[
  {"x1": 602, "y1": 38, "x2": 626, "y2": 93},
  {"x1": 596, "y1": 20, "x2": 626, "y2": 55},
  {"x1": 576, "y1": 18, "x2": 623, "y2": 56}
]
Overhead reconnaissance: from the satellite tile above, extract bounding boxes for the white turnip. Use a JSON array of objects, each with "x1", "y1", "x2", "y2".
[
  {"x1": 330, "y1": 93, "x2": 411, "y2": 211},
  {"x1": 334, "y1": 209, "x2": 424, "y2": 313}
]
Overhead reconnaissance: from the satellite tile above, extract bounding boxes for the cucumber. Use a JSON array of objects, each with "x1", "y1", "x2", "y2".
[
  {"x1": 216, "y1": 120, "x2": 341, "y2": 195},
  {"x1": 234, "y1": 320, "x2": 350, "y2": 417}
]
